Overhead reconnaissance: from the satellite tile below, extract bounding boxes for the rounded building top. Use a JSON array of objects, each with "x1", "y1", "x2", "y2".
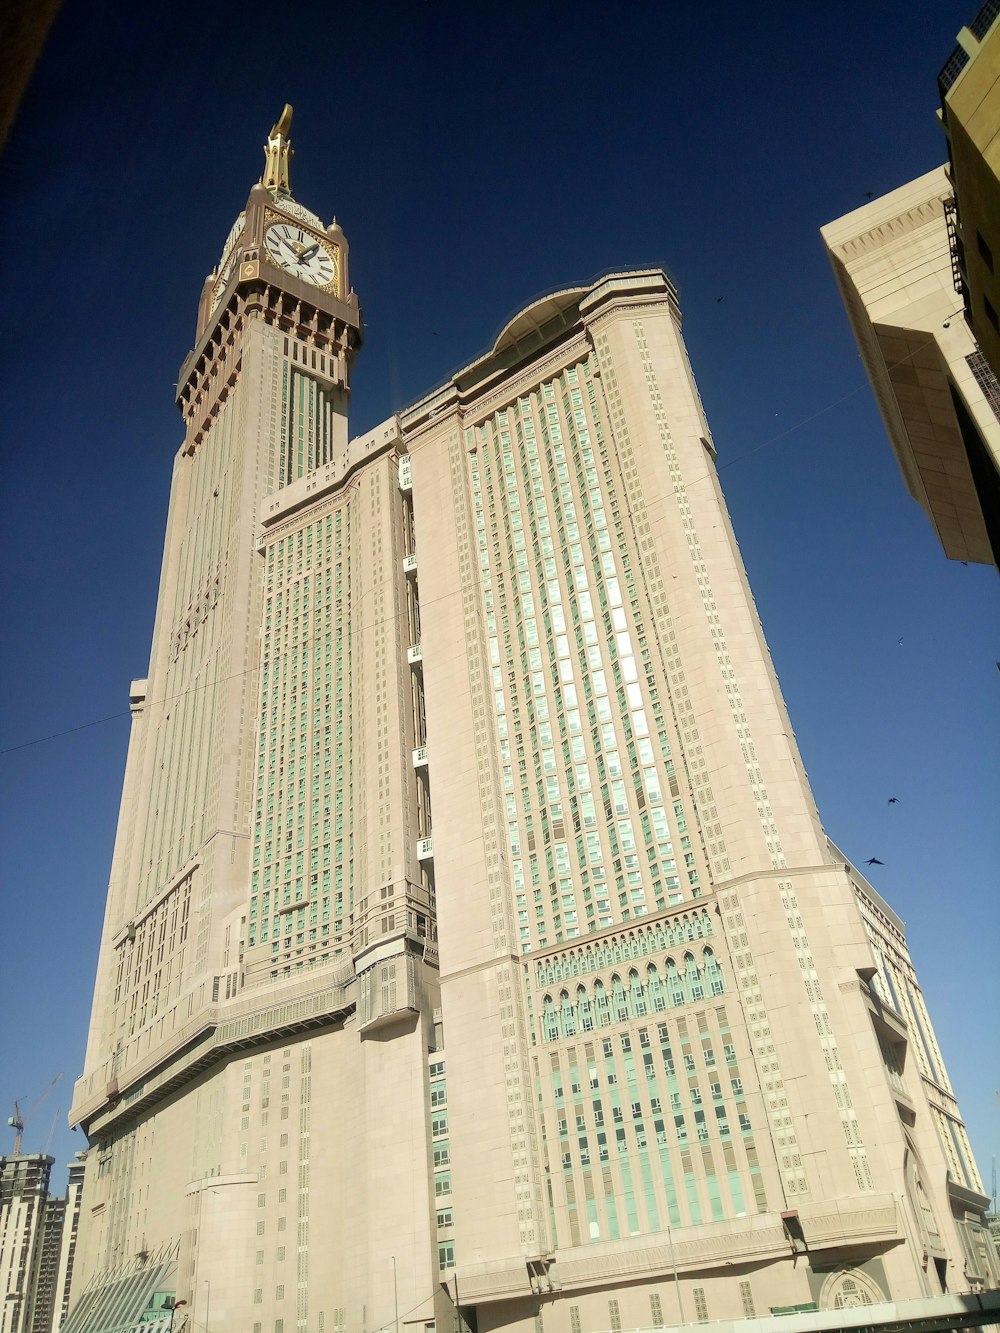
[{"x1": 491, "y1": 286, "x2": 588, "y2": 356}]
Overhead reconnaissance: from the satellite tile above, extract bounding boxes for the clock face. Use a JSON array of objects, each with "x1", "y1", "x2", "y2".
[{"x1": 264, "y1": 222, "x2": 337, "y2": 288}]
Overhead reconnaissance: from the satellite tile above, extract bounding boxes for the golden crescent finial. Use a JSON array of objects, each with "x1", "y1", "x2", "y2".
[
  {"x1": 262, "y1": 105, "x2": 294, "y2": 198},
  {"x1": 270, "y1": 104, "x2": 293, "y2": 140}
]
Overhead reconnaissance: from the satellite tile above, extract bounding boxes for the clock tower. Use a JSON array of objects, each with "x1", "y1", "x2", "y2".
[
  {"x1": 69, "y1": 111, "x2": 443, "y2": 1333},
  {"x1": 184, "y1": 105, "x2": 362, "y2": 467}
]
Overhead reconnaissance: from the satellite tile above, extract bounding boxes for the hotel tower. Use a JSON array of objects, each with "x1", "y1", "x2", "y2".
[{"x1": 64, "y1": 113, "x2": 997, "y2": 1333}]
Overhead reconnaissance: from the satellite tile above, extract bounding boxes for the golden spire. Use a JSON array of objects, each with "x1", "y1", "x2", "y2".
[{"x1": 262, "y1": 104, "x2": 294, "y2": 198}]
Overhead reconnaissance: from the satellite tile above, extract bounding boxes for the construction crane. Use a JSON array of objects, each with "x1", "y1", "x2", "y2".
[{"x1": 7, "y1": 1073, "x2": 63, "y2": 1155}]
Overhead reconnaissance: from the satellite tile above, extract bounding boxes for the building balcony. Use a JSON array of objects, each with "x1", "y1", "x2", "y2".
[
  {"x1": 412, "y1": 745, "x2": 428, "y2": 768},
  {"x1": 402, "y1": 552, "x2": 417, "y2": 575},
  {"x1": 416, "y1": 837, "x2": 434, "y2": 860},
  {"x1": 407, "y1": 644, "x2": 423, "y2": 667}
]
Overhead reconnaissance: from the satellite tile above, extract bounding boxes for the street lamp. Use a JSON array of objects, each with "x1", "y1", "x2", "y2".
[{"x1": 391, "y1": 1256, "x2": 399, "y2": 1333}]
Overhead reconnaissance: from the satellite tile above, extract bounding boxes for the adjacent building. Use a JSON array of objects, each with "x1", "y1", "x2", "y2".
[
  {"x1": 64, "y1": 111, "x2": 998, "y2": 1333},
  {"x1": 822, "y1": 5, "x2": 1000, "y2": 567},
  {"x1": 939, "y1": 1, "x2": 1000, "y2": 379}
]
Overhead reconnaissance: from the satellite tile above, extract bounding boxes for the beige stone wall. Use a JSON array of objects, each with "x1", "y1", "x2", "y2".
[{"x1": 822, "y1": 168, "x2": 1000, "y2": 563}]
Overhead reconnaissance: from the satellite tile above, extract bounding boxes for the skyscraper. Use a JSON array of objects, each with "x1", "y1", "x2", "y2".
[{"x1": 65, "y1": 112, "x2": 997, "y2": 1333}]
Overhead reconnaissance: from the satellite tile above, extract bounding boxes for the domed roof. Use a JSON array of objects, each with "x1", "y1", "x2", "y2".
[{"x1": 492, "y1": 286, "x2": 587, "y2": 356}]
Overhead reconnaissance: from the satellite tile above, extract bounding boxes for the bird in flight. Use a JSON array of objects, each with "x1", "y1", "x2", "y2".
[
  {"x1": 866, "y1": 857, "x2": 884, "y2": 866},
  {"x1": 887, "y1": 797, "x2": 899, "y2": 805}
]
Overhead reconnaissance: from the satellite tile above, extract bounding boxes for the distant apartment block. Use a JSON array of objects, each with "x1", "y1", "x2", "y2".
[{"x1": 1, "y1": 1154, "x2": 85, "y2": 1333}]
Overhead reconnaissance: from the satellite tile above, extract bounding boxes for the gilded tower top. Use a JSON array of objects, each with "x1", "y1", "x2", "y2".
[{"x1": 262, "y1": 104, "x2": 294, "y2": 198}]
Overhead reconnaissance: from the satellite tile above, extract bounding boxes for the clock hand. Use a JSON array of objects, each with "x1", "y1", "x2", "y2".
[{"x1": 299, "y1": 244, "x2": 319, "y2": 264}]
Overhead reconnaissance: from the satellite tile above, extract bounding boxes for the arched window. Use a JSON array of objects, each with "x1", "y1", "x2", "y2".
[
  {"x1": 611, "y1": 974, "x2": 629, "y2": 1023},
  {"x1": 703, "y1": 946, "x2": 725, "y2": 996},
  {"x1": 684, "y1": 952, "x2": 703, "y2": 1001},
  {"x1": 577, "y1": 984, "x2": 594, "y2": 1032},
  {"x1": 594, "y1": 979, "x2": 611, "y2": 1027},
  {"x1": 666, "y1": 958, "x2": 685, "y2": 1007},
  {"x1": 542, "y1": 995, "x2": 559, "y2": 1042},
  {"x1": 629, "y1": 968, "x2": 647, "y2": 1016},
  {"x1": 647, "y1": 963, "x2": 666, "y2": 1013},
  {"x1": 560, "y1": 990, "x2": 576, "y2": 1037},
  {"x1": 819, "y1": 1269, "x2": 885, "y2": 1310}
]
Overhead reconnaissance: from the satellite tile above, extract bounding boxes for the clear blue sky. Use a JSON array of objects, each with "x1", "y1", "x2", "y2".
[{"x1": 1, "y1": 2, "x2": 997, "y2": 1195}]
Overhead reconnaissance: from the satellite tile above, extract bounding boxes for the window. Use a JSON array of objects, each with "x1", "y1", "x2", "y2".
[
  {"x1": 436, "y1": 1208, "x2": 453, "y2": 1228},
  {"x1": 438, "y1": 1243, "x2": 455, "y2": 1270},
  {"x1": 977, "y1": 230, "x2": 994, "y2": 273},
  {"x1": 740, "y1": 1282, "x2": 755, "y2": 1317}
]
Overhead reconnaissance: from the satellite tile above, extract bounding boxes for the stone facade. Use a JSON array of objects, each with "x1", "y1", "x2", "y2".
[{"x1": 822, "y1": 167, "x2": 1000, "y2": 566}]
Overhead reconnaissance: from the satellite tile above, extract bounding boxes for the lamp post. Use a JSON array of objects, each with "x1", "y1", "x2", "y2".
[
  {"x1": 391, "y1": 1256, "x2": 399, "y2": 1333},
  {"x1": 203, "y1": 1280, "x2": 211, "y2": 1333}
]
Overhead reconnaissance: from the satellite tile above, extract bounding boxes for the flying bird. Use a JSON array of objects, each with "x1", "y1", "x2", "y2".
[
  {"x1": 887, "y1": 797, "x2": 899, "y2": 805},
  {"x1": 865, "y1": 857, "x2": 884, "y2": 866}
]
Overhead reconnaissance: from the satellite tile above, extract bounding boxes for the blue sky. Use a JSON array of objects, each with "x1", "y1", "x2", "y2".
[{"x1": 1, "y1": 1, "x2": 997, "y2": 1195}]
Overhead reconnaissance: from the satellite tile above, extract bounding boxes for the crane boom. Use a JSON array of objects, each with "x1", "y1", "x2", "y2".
[{"x1": 7, "y1": 1073, "x2": 63, "y2": 1155}]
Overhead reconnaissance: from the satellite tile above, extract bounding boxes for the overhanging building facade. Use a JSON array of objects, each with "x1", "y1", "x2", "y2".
[{"x1": 66, "y1": 114, "x2": 998, "y2": 1333}]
